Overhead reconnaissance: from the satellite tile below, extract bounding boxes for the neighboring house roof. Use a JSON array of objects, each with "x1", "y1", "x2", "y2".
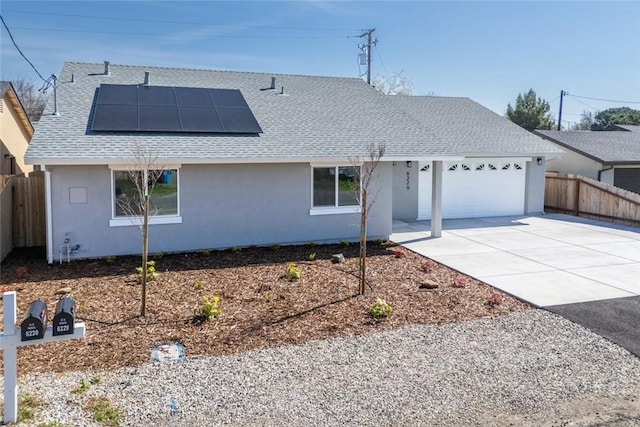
[
  {"x1": 26, "y1": 62, "x2": 562, "y2": 165},
  {"x1": 1, "y1": 81, "x2": 35, "y2": 139},
  {"x1": 535, "y1": 129, "x2": 640, "y2": 164},
  {"x1": 612, "y1": 124, "x2": 640, "y2": 132},
  {"x1": 387, "y1": 96, "x2": 562, "y2": 158}
]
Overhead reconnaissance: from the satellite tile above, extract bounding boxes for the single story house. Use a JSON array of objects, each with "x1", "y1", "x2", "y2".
[
  {"x1": 1, "y1": 81, "x2": 34, "y2": 180},
  {"x1": 535, "y1": 127, "x2": 640, "y2": 194},
  {"x1": 26, "y1": 62, "x2": 563, "y2": 263}
]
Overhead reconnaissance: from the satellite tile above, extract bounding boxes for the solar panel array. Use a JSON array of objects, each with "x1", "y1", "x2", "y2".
[{"x1": 91, "y1": 84, "x2": 262, "y2": 133}]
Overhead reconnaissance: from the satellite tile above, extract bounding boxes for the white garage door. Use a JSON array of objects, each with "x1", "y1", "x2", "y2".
[{"x1": 418, "y1": 159, "x2": 526, "y2": 220}]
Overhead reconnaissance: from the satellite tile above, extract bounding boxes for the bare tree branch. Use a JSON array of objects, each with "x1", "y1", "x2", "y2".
[
  {"x1": 349, "y1": 142, "x2": 386, "y2": 295},
  {"x1": 115, "y1": 147, "x2": 167, "y2": 317}
]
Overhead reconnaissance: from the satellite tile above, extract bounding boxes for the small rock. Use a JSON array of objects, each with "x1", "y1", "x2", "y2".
[
  {"x1": 55, "y1": 287, "x2": 72, "y2": 295},
  {"x1": 332, "y1": 254, "x2": 345, "y2": 264},
  {"x1": 419, "y1": 280, "x2": 439, "y2": 290}
]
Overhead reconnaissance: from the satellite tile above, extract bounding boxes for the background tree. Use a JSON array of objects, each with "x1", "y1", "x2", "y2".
[
  {"x1": 350, "y1": 142, "x2": 386, "y2": 295},
  {"x1": 115, "y1": 148, "x2": 166, "y2": 317},
  {"x1": 591, "y1": 107, "x2": 640, "y2": 130},
  {"x1": 11, "y1": 78, "x2": 48, "y2": 122},
  {"x1": 570, "y1": 111, "x2": 594, "y2": 130},
  {"x1": 371, "y1": 70, "x2": 414, "y2": 95},
  {"x1": 506, "y1": 89, "x2": 555, "y2": 130}
]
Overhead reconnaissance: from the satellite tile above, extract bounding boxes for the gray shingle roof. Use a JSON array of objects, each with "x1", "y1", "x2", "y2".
[
  {"x1": 26, "y1": 62, "x2": 562, "y2": 165},
  {"x1": 613, "y1": 124, "x2": 640, "y2": 133},
  {"x1": 535, "y1": 129, "x2": 640, "y2": 164},
  {"x1": 387, "y1": 96, "x2": 563, "y2": 157}
]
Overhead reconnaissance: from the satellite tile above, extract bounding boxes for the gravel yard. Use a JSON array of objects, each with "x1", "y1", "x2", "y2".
[{"x1": 11, "y1": 309, "x2": 640, "y2": 426}]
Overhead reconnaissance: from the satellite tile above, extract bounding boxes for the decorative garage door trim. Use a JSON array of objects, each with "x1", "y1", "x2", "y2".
[{"x1": 418, "y1": 159, "x2": 527, "y2": 220}]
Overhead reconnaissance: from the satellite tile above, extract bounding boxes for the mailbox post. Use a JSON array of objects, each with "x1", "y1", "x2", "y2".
[{"x1": 0, "y1": 292, "x2": 85, "y2": 424}]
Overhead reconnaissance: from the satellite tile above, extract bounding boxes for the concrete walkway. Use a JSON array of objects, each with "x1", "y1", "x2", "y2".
[{"x1": 390, "y1": 213, "x2": 640, "y2": 356}]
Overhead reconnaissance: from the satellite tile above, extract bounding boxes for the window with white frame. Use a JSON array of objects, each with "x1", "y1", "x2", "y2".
[
  {"x1": 312, "y1": 166, "x2": 359, "y2": 208},
  {"x1": 112, "y1": 168, "x2": 179, "y2": 220}
]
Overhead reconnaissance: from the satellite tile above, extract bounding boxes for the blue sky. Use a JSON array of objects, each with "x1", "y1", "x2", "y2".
[{"x1": 1, "y1": 1, "x2": 639, "y2": 127}]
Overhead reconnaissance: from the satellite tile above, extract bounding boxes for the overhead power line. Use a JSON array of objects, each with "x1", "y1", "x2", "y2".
[
  {"x1": 0, "y1": 15, "x2": 49, "y2": 82},
  {"x1": 568, "y1": 93, "x2": 640, "y2": 105}
]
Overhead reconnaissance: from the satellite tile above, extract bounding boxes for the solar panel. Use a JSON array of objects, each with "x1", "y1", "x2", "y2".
[
  {"x1": 139, "y1": 106, "x2": 181, "y2": 132},
  {"x1": 92, "y1": 104, "x2": 138, "y2": 131},
  {"x1": 210, "y1": 89, "x2": 248, "y2": 108},
  {"x1": 91, "y1": 84, "x2": 262, "y2": 133},
  {"x1": 217, "y1": 107, "x2": 262, "y2": 133},
  {"x1": 180, "y1": 107, "x2": 223, "y2": 132},
  {"x1": 175, "y1": 87, "x2": 213, "y2": 107},
  {"x1": 96, "y1": 85, "x2": 137, "y2": 105},
  {"x1": 139, "y1": 86, "x2": 177, "y2": 106}
]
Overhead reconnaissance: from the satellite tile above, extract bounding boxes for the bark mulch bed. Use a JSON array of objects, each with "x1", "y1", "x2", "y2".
[{"x1": 0, "y1": 242, "x2": 530, "y2": 376}]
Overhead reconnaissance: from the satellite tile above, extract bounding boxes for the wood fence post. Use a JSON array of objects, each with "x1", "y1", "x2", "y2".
[{"x1": 574, "y1": 179, "x2": 580, "y2": 216}]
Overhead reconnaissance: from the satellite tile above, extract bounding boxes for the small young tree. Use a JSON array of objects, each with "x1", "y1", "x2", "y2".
[
  {"x1": 371, "y1": 70, "x2": 414, "y2": 96},
  {"x1": 350, "y1": 142, "x2": 386, "y2": 295},
  {"x1": 115, "y1": 148, "x2": 166, "y2": 317}
]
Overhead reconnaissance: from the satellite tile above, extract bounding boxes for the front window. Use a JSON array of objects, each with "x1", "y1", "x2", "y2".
[
  {"x1": 113, "y1": 169, "x2": 178, "y2": 218},
  {"x1": 312, "y1": 166, "x2": 359, "y2": 208}
]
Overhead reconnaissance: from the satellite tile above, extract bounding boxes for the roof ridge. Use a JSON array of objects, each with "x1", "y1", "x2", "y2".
[{"x1": 63, "y1": 61, "x2": 365, "y2": 82}]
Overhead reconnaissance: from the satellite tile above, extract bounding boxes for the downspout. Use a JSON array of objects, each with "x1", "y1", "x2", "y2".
[
  {"x1": 43, "y1": 166, "x2": 54, "y2": 264},
  {"x1": 597, "y1": 166, "x2": 614, "y2": 182}
]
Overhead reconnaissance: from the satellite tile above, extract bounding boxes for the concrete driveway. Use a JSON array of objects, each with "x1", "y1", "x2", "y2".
[{"x1": 390, "y1": 213, "x2": 640, "y2": 356}]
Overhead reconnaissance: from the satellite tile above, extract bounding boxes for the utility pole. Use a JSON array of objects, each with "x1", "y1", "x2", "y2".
[
  {"x1": 558, "y1": 90, "x2": 567, "y2": 130},
  {"x1": 358, "y1": 28, "x2": 377, "y2": 85}
]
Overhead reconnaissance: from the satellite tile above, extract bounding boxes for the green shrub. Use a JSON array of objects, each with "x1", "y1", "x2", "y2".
[
  {"x1": 201, "y1": 248, "x2": 211, "y2": 256},
  {"x1": 194, "y1": 280, "x2": 204, "y2": 290},
  {"x1": 308, "y1": 252, "x2": 316, "y2": 261},
  {"x1": 105, "y1": 256, "x2": 117, "y2": 264},
  {"x1": 135, "y1": 260, "x2": 158, "y2": 283},
  {"x1": 340, "y1": 240, "x2": 350, "y2": 247},
  {"x1": 270, "y1": 243, "x2": 281, "y2": 251},
  {"x1": 370, "y1": 298, "x2": 392, "y2": 320},
  {"x1": 286, "y1": 262, "x2": 301, "y2": 281},
  {"x1": 201, "y1": 296, "x2": 221, "y2": 320},
  {"x1": 153, "y1": 252, "x2": 164, "y2": 260},
  {"x1": 231, "y1": 246, "x2": 241, "y2": 253}
]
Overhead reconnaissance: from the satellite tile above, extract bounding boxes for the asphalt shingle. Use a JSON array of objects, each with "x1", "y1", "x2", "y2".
[
  {"x1": 535, "y1": 129, "x2": 640, "y2": 163},
  {"x1": 26, "y1": 62, "x2": 562, "y2": 165}
]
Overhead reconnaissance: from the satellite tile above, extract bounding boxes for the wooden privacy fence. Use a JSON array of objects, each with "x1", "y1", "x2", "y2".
[
  {"x1": 0, "y1": 181, "x2": 12, "y2": 261},
  {"x1": 0, "y1": 171, "x2": 46, "y2": 261},
  {"x1": 545, "y1": 172, "x2": 640, "y2": 227}
]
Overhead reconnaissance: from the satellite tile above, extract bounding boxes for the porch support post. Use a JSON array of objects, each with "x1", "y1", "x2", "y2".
[{"x1": 431, "y1": 160, "x2": 443, "y2": 238}]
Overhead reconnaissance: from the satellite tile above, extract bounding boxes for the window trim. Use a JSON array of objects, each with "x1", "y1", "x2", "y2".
[
  {"x1": 309, "y1": 164, "x2": 362, "y2": 215},
  {"x1": 109, "y1": 165, "x2": 182, "y2": 227}
]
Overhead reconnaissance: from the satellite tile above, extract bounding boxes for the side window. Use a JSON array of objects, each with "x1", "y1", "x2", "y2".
[
  {"x1": 312, "y1": 166, "x2": 359, "y2": 208},
  {"x1": 113, "y1": 169, "x2": 179, "y2": 218}
]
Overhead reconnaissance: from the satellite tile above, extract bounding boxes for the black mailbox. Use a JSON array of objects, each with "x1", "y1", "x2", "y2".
[
  {"x1": 21, "y1": 300, "x2": 48, "y2": 341},
  {"x1": 53, "y1": 297, "x2": 75, "y2": 336}
]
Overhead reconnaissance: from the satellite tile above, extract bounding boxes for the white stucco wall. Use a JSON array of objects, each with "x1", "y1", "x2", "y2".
[
  {"x1": 391, "y1": 161, "x2": 418, "y2": 220},
  {"x1": 546, "y1": 149, "x2": 603, "y2": 180},
  {"x1": 524, "y1": 158, "x2": 546, "y2": 214}
]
